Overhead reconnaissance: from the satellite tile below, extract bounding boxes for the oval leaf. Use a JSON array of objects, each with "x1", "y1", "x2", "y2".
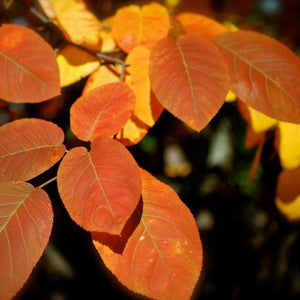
[
  {"x1": 149, "y1": 33, "x2": 230, "y2": 131},
  {"x1": 215, "y1": 31, "x2": 300, "y2": 123},
  {"x1": 57, "y1": 136, "x2": 142, "y2": 235},
  {"x1": 0, "y1": 118, "x2": 65, "y2": 182},
  {"x1": 112, "y1": 3, "x2": 170, "y2": 53},
  {"x1": 70, "y1": 82, "x2": 135, "y2": 141},
  {"x1": 93, "y1": 168, "x2": 202, "y2": 300},
  {"x1": 0, "y1": 182, "x2": 53, "y2": 300},
  {"x1": 0, "y1": 24, "x2": 60, "y2": 103}
]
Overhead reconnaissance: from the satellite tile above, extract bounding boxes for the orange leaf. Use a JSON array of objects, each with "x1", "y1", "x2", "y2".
[
  {"x1": 70, "y1": 82, "x2": 135, "y2": 141},
  {"x1": 0, "y1": 182, "x2": 53, "y2": 300},
  {"x1": 125, "y1": 45, "x2": 163, "y2": 127},
  {"x1": 93, "y1": 168, "x2": 202, "y2": 300},
  {"x1": 0, "y1": 24, "x2": 60, "y2": 103},
  {"x1": 215, "y1": 31, "x2": 300, "y2": 123},
  {"x1": 276, "y1": 168, "x2": 300, "y2": 221},
  {"x1": 149, "y1": 33, "x2": 230, "y2": 131},
  {"x1": 112, "y1": 3, "x2": 170, "y2": 53},
  {"x1": 48, "y1": 0, "x2": 102, "y2": 50},
  {"x1": 56, "y1": 45, "x2": 100, "y2": 87},
  {"x1": 0, "y1": 118, "x2": 65, "y2": 182},
  {"x1": 57, "y1": 137, "x2": 142, "y2": 235},
  {"x1": 176, "y1": 12, "x2": 228, "y2": 41}
]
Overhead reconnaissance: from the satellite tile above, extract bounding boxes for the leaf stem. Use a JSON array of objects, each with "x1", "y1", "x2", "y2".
[{"x1": 38, "y1": 176, "x2": 57, "y2": 189}]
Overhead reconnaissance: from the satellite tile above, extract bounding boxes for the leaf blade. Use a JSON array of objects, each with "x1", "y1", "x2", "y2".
[
  {"x1": 0, "y1": 182, "x2": 53, "y2": 300},
  {"x1": 0, "y1": 118, "x2": 65, "y2": 182},
  {"x1": 0, "y1": 24, "x2": 60, "y2": 103}
]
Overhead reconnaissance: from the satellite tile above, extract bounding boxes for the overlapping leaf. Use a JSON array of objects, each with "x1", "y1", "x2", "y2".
[
  {"x1": 0, "y1": 24, "x2": 60, "y2": 103},
  {"x1": 70, "y1": 82, "x2": 135, "y2": 141},
  {"x1": 56, "y1": 45, "x2": 100, "y2": 87},
  {"x1": 0, "y1": 182, "x2": 53, "y2": 300},
  {"x1": 57, "y1": 136, "x2": 142, "y2": 235},
  {"x1": 149, "y1": 33, "x2": 230, "y2": 131},
  {"x1": 176, "y1": 12, "x2": 228, "y2": 41},
  {"x1": 215, "y1": 31, "x2": 300, "y2": 123},
  {"x1": 93, "y1": 168, "x2": 202, "y2": 300},
  {"x1": 0, "y1": 118, "x2": 65, "y2": 182},
  {"x1": 112, "y1": 3, "x2": 170, "y2": 53},
  {"x1": 276, "y1": 168, "x2": 300, "y2": 221},
  {"x1": 44, "y1": 0, "x2": 102, "y2": 50}
]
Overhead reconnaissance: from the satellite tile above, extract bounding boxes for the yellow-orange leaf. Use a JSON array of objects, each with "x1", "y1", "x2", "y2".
[
  {"x1": 277, "y1": 122, "x2": 300, "y2": 169},
  {"x1": 248, "y1": 106, "x2": 277, "y2": 133},
  {"x1": 112, "y1": 3, "x2": 170, "y2": 53},
  {"x1": 93, "y1": 168, "x2": 202, "y2": 300},
  {"x1": 176, "y1": 12, "x2": 228, "y2": 42},
  {"x1": 56, "y1": 45, "x2": 100, "y2": 87},
  {"x1": 125, "y1": 45, "x2": 163, "y2": 127},
  {"x1": 276, "y1": 168, "x2": 300, "y2": 221},
  {"x1": 49, "y1": 0, "x2": 102, "y2": 50}
]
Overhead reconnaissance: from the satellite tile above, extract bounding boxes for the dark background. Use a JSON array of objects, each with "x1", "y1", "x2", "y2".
[{"x1": 1, "y1": 0, "x2": 300, "y2": 299}]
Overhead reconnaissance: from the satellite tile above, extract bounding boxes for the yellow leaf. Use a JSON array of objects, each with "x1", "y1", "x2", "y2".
[
  {"x1": 49, "y1": 0, "x2": 102, "y2": 50},
  {"x1": 248, "y1": 106, "x2": 277, "y2": 133},
  {"x1": 225, "y1": 90, "x2": 236, "y2": 102},
  {"x1": 277, "y1": 121, "x2": 300, "y2": 169},
  {"x1": 276, "y1": 168, "x2": 300, "y2": 221},
  {"x1": 57, "y1": 45, "x2": 100, "y2": 87}
]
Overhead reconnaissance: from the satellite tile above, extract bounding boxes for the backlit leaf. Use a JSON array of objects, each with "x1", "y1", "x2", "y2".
[
  {"x1": 57, "y1": 136, "x2": 141, "y2": 235},
  {"x1": 176, "y1": 12, "x2": 228, "y2": 41},
  {"x1": 277, "y1": 122, "x2": 300, "y2": 169},
  {"x1": 149, "y1": 33, "x2": 230, "y2": 131},
  {"x1": 70, "y1": 82, "x2": 135, "y2": 141},
  {"x1": 0, "y1": 24, "x2": 60, "y2": 103},
  {"x1": 49, "y1": 0, "x2": 102, "y2": 50},
  {"x1": 93, "y1": 168, "x2": 202, "y2": 300},
  {"x1": 0, "y1": 182, "x2": 53, "y2": 300},
  {"x1": 248, "y1": 106, "x2": 277, "y2": 133},
  {"x1": 112, "y1": 3, "x2": 170, "y2": 53},
  {"x1": 215, "y1": 31, "x2": 300, "y2": 123},
  {"x1": 0, "y1": 118, "x2": 65, "y2": 182},
  {"x1": 56, "y1": 45, "x2": 100, "y2": 87},
  {"x1": 276, "y1": 168, "x2": 300, "y2": 221}
]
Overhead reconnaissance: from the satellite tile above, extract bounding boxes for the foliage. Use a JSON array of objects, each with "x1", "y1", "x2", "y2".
[{"x1": 0, "y1": 1, "x2": 300, "y2": 299}]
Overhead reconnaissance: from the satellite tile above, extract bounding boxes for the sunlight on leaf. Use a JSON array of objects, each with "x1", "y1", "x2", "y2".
[
  {"x1": 57, "y1": 45, "x2": 100, "y2": 87},
  {"x1": 248, "y1": 106, "x2": 277, "y2": 133},
  {"x1": 0, "y1": 182, "x2": 53, "y2": 300}
]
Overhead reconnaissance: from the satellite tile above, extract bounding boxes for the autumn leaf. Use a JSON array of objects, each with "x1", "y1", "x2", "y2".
[
  {"x1": 0, "y1": 182, "x2": 53, "y2": 300},
  {"x1": 276, "y1": 168, "x2": 300, "y2": 221},
  {"x1": 0, "y1": 24, "x2": 60, "y2": 103},
  {"x1": 277, "y1": 122, "x2": 300, "y2": 169},
  {"x1": 56, "y1": 45, "x2": 99, "y2": 87},
  {"x1": 46, "y1": 0, "x2": 102, "y2": 50},
  {"x1": 248, "y1": 106, "x2": 277, "y2": 133},
  {"x1": 176, "y1": 12, "x2": 228, "y2": 41},
  {"x1": 149, "y1": 33, "x2": 230, "y2": 131},
  {"x1": 57, "y1": 136, "x2": 142, "y2": 235},
  {"x1": 0, "y1": 118, "x2": 65, "y2": 182},
  {"x1": 70, "y1": 82, "x2": 135, "y2": 141},
  {"x1": 215, "y1": 30, "x2": 300, "y2": 123},
  {"x1": 93, "y1": 168, "x2": 202, "y2": 300},
  {"x1": 112, "y1": 3, "x2": 170, "y2": 52}
]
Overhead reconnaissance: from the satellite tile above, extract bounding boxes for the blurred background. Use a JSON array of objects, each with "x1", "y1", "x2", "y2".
[{"x1": 1, "y1": 0, "x2": 300, "y2": 299}]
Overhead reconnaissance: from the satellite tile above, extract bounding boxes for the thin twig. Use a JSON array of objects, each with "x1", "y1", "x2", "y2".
[{"x1": 38, "y1": 176, "x2": 57, "y2": 189}]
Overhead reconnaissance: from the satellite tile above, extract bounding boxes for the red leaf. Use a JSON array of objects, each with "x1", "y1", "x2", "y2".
[
  {"x1": 149, "y1": 33, "x2": 230, "y2": 131},
  {"x1": 0, "y1": 24, "x2": 60, "y2": 103},
  {"x1": 57, "y1": 136, "x2": 141, "y2": 235},
  {"x1": 215, "y1": 31, "x2": 300, "y2": 123},
  {"x1": 93, "y1": 168, "x2": 202, "y2": 300},
  {"x1": 0, "y1": 118, "x2": 65, "y2": 182},
  {"x1": 0, "y1": 182, "x2": 53, "y2": 300},
  {"x1": 70, "y1": 82, "x2": 135, "y2": 141}
]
